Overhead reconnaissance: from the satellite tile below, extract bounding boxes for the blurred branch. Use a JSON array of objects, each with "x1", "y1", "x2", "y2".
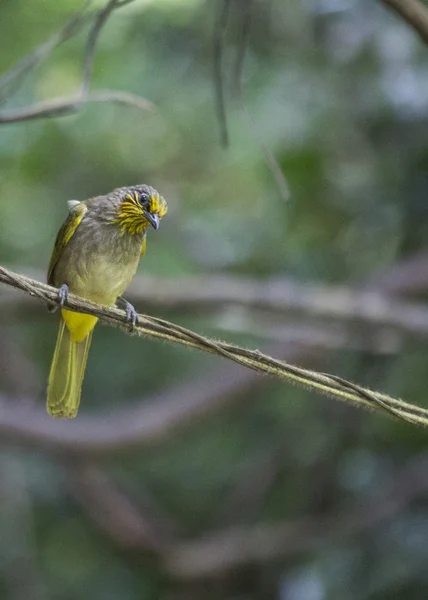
[
  {"x1": 0, "y1": 0, "x2": 147, "y2": 125},
  {"x1": 366, "y1": 250, "x2": 428, "y2": 296},
  {"x1": 69, "y1": 451, "x2": 428, "y2": 579},
  {"x1": 0, "y1": 90, "x2": 154, "y2": 124},
  {"x1": 81, "y1": 0, "x2": 119, "y2": 94},
  {"x1": 380, "y1": 0, "x2": 428, "y2": 43},
  {"x1": 0, "y1": 454, "x2": 47, "y2": 599},
  {"x1": 110, "y1": 273, "x2": 428, "y2": 341},
  {"x1": 8, "y1": 268, "x2": 428, "y2": 339},
  {"x1": 214, "y1": 315, "x2": 402, "y2": 355},
  {"x1": 212, "y1": 0, "x2": 290, "y2": 201},
  {"x1": 1, "y1": 265, "x2": 428, "y2": 428},
  {"x1": 164, "y1": 453, "x2": 428, "y2": 578},
  {"x1": 240, "y1": 101, "x2": 291, "y2": 203},
  {"x1": 0, "y1": 274, "x2": 405, "y2": 356},
  {"x1": 69, "y1": 462, "x2": 172, "y2": 553},
  {"x1": 232, "y1": 0, "x2": 290, "y2": 203},
  {"x1": 3, "y1": 268, "x2": 428, "y2": 354},
  {"x1": 213, "y1": 445, "x2": 282, "y2": 526},
  {"x1": 0, "y1": 2, "x2": 92, "y2": 102},
  {"x1": 0, "y1": 337, "x2": 41, "y2": 399},
  {"x1": 231, "y1": 0, "x2": 252, "y2": 98},
  {"x1": 213, "y1": 0, "x2": 231, "y2": 147},
  {"x1": 0, "y1": 354, "x2": 272, "y2": 454}
]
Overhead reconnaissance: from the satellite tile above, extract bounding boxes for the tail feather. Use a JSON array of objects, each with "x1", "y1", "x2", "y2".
[{"x1": 47, "y1": 318, "x2": 93, "y2": 418}]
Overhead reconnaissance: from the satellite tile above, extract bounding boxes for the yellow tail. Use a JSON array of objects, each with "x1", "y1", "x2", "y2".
[{"x1": 47, "y1": 317, "x2": 93, "y2": 418}]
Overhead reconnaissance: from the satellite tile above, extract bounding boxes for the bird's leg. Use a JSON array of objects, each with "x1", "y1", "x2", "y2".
[
  {"x1": 58, "y1": 283, "x2": 69, "y2": 306},
  {"x1": 48, "y1": 283, "x2": 69, "y2": 312},
  {"x1": 117, "y1": 296, "x2": 139, "y2": 328}
]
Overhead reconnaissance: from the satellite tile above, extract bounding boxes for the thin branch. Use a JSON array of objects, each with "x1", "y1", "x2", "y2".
[
  {"x1": 240, "y1": 99, "x2": 291, "y2": 202},
  {"x1": 213, "y1": 0, "x2": 231, "y2": 147},
  {"x1": 1, "y1": 265, "x2": 428, "y2": 428},
  {"x1": 0, "y1": 2, "x2": 92, "y2": 102},
  {"x1": 380, "y1": 0, "x2": 428, "y2": 43},
  {"x1": 231, "y1": 0, "x2": 252, "y2": 98},
  {"x1": 88, "y1": 89, "x2": 155, "y2": 111},
  {"x1": 81, "y1": 0, "x2": 119, "y2": 94},
  {"x1": 212, "y1": 0, "x2": 290, "y2": 201},
  {"x1": 0, "y1": 0, "x2": 144, "y2": 126},
  {"x1": 0, "y1": 90, "x2": 154, "y2": 124},
  {"x1": 231, "y1": 0, "x2": 290, "y2": 202}
]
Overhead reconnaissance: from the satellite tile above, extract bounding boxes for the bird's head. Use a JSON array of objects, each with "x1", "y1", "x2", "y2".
[{"x1": 114, "y1": 185, "x2": 168, "y2": 235}]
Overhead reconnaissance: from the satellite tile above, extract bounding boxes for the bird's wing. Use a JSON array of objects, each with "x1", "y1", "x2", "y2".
[{"x1": 47, "y1": 202, "x2": 88, "y2": 285}]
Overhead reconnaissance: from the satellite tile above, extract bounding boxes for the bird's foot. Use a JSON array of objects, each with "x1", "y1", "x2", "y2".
[
  {"x1": 48, "y1": 283, "x2": 70, "y2": 313},
  {"x1": 58, "y1": 283, "x2": 69, "y2": 307},
  {"x1": 117, "y1": 296, "x2": 139, "y2": 329}
]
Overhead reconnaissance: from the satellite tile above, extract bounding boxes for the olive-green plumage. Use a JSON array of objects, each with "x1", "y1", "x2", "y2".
[{"x1": 47, "y1": 184, "x2": 168, "y2": 418}]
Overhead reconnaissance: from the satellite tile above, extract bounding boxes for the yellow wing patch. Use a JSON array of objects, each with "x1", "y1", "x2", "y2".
[{"x1": 48, "y1": 202, "x2": 87, "y2": 285}]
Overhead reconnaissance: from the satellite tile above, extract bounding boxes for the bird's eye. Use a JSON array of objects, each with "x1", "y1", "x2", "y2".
[{"x1": 138, "y1": 192, "x2": 150, "y2": 207}]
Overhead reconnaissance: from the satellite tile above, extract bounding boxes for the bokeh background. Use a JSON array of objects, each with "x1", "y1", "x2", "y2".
[{"x1": 2, "y1": 0, "x2": 428, "y2": 598}]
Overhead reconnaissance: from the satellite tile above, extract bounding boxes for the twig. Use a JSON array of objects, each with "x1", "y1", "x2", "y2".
[
  {"x1": 0, "y1": 0, "x2": 144, "y2": 126},
  {"x1": 1, "y1": 265, "x2": 428, "y2": 428},
  {"x1": 380, "y1": 0, "x2": 428, "y2": 43},
  {"x1": 232, "y1": 0, "x2": 290, "y2": 202},
  {"x1": 0, "y1": 90, "x2": 154, "y2": 124},
  {"x1": 211, "y1": 0, "x2": 290, "y2": 201},
  {"x1": 81, "y1": 0, "x2": 119, "y2": 94},
  {"x1": 213, "y1": 0, "x2": 231, "y2": 147},
  {"x1": 231, "y1": 0, "x2": 252, "y2": 98},
  {"x1": 0, "y1": 2, "x2": 92, "y2": 102},
  {"x1": 240, "y1": 98, "x2": 291, "y2": 202}
]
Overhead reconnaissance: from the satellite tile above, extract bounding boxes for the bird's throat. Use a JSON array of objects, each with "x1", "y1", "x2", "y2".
[{"x1": 113, "y1": 201, "x2": 147, "y2": 235}]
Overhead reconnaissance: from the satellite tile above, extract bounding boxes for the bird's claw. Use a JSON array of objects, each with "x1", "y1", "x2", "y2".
[
  {"x1": 118, "y1": 296, "x2": 138, "y2": 329},
  {"x1": 126, "y1": 303, "x2": 139, "y2": 328},
  {"x1": 58, "y1": 283, "x2": 69, "y2": 307}
]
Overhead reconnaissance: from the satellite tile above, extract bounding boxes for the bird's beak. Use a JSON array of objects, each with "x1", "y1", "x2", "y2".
[{"x1": 144, "y1": 210, "x2": 160, "y2": 230}]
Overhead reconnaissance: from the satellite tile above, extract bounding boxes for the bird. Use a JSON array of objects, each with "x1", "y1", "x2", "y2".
[{"x1": 46, "y1": 184, "x2": 168, "y2": 419}]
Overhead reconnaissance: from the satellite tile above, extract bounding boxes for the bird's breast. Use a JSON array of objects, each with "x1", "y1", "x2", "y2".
[{"x1": 54, "y1": 218, "x2": 145, "y2": 305}]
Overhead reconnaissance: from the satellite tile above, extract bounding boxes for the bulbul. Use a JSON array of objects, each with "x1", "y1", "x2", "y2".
[{"x1": 47, "y1": 184, "x2": 168, "y2": 418}]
